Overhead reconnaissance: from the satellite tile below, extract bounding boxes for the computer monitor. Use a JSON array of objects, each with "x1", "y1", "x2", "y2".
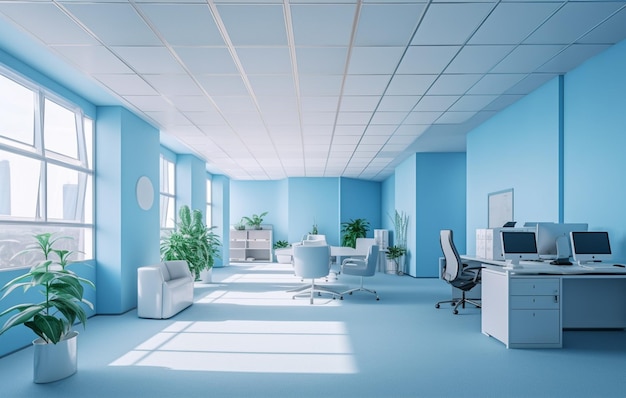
[
  {"x1": 501, "y1": 231, "x2": 539, "y2": 267},
  {"x1": 535, "y1": 222, "x2": 588, "y2": 260},
  {"x1": 570, "y1": 231, "x2": 612, "y2": 264}
]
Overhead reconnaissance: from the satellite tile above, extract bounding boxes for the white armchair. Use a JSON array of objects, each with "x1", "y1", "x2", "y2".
[{"x1": 137, "y1": 260, "x2": 194, "y2": 319}]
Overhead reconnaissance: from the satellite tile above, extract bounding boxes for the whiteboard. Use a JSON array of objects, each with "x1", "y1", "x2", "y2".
[{"x1": 488, "y1": 189, "x2": 513, "y2": 228}]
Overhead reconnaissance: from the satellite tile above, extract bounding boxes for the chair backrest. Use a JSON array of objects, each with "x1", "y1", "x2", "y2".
[
  {"x1": 355, "y1": 238, "x2": 377, "y2": 254},
  {"x1": 293, "y1": 244, "x2": 331, "y2": 279},
  {"x1": 440, "y1": 229, "x2": 462, "y2": 282},
  {"x1": 305, "y1": 234, "x2": 326, "y2": 242},
  {"x1": 362, "y1": 244, "x2": 379, "y2": 277}
]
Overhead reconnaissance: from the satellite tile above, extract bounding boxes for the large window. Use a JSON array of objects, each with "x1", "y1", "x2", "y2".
[
  {"x1": 160, "y1": 154, "x2": 175, "y2": 232},
  {"x1": 0, "y1": 68, "x2": 94, "y2": 270}
]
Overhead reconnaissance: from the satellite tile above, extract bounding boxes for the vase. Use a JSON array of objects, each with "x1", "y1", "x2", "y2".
[
  {"x1": 199, "y1": 268, "x2": 212, "y2": 283},
  {"x1": 385, "y1": 259, "x2": 397, "y2": 274},
  {"x1": 33, "y1": 331, "x2": 78, "y2": 383}
]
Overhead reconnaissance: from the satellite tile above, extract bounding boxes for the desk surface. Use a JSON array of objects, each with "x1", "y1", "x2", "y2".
[{"x1": 461, "y1": 255, "x2": 626, "y2": 275}]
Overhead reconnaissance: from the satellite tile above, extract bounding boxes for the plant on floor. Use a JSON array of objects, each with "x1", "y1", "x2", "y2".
[
  {"x1": 273, "y1": 240, "x2": 290, "y2": 250},
  {"x1": 386, "y1": 245, "x2": 407, "y2": 274},
  {"x1": 0, "y1": 233, "x2": 94, "y2": 344},
  {"x1": 341, "y1": 218, "x2": 370, "y2": 248},
  {"x1": 160, "y1": 205, "x2": 222, "y2": 280},
  {"x1": 242, "y1": 211, "x2": 268, "y2": 230}
]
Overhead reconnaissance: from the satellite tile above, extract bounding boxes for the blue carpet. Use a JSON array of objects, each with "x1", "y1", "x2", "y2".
[{"x1": 0, "y1": 262, "x2": 625, "y2": 397}]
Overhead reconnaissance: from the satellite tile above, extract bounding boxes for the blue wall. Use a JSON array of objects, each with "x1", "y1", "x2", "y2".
[
  {"x1": 563, "y1": 39, "x2": 626, "y2": 260},
  {"x1": 466, "y1": 78, "x2": 561, "y2": 255},
  {"x1": 339, "y1": 177, "x2": 381, "y2": 239},
  {"x1": 177, "y1": 154, "x2": 208, "y2": 215}
]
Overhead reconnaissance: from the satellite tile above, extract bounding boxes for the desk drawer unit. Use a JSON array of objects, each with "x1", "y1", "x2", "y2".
[{"x1": 509, "y1": 277, "x2": 561, "y2": 348}]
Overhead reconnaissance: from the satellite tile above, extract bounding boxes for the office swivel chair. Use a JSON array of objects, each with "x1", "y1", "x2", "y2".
[
  {"x1": 341, "y1": 244, "x2": 380, "y2": 300},
  {"x1": 292, "y1": 244, "x2": 342, "y2": 304},
  {"x1": 435, "y1": 229, "x2": 482, "y2": 314}
]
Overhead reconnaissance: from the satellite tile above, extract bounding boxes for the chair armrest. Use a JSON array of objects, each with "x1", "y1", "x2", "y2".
[{"x1": 341, "y1": 257, "x2": 366, "y2": 271}]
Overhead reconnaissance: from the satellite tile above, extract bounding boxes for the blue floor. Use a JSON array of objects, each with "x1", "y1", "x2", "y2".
[{"x1": 0, "y1": 262, "x2": 624, "y2": 397}]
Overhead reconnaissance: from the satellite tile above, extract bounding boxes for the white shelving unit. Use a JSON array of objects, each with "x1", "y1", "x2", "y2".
[{"x1": 229, "y1": 226, "x2": 273, "y2": 262}]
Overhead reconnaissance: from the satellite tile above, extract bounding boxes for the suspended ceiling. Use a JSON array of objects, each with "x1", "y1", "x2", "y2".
[{"x1": 0, "y1": 0, "x2": 625, "y2": 180}]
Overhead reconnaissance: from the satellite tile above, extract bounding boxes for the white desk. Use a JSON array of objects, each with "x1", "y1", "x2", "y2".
[{"x1": 462, "y1": 257, "x2": 626, "y2": 348}]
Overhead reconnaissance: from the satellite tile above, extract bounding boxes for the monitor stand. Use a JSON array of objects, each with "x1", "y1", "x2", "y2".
[
  {"x1": 550, "y1": 258, "x2": 572, "y2": 265},
  {"x1": 504, "y1": 259, "x2": 523, "y2": 270}
]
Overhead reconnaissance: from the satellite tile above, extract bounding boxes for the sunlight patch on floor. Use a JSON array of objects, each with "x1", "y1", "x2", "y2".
[{"x1": 109, "y1": 320, "x2": 357, "y2": 374}]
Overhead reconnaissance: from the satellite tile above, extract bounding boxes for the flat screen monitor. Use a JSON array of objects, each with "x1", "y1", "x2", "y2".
[
  {"x1": 501, "y1": 231, "x2": 539, "y2": 266},
  {"x1": 570, "y1": 231, "x2": 612, "y2": 264},
  {"x1": 535, "y1": 223, "x2": 588, "y2": 259}
]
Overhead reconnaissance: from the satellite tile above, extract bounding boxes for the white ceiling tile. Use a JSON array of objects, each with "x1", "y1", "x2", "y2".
[
  {"x1": 448, "y1": 95, "x2": 498, "y2": 112},
  {"x1": 467, "y1": 74, "x2": 526, "y2": 95},
  {"x1": 237, "y1": 47, "x2": 292, "y2": 74},
  {"x1": 257, "y1": 96, "x2": 299, "y2": 114},
  {"x1": 578, "y1": 7, "x2": 626, "y2": 44},
  {"x1": 94, "y1": 73, "x2": 157, "y2": 96},
  {"x1": 299, "y1": 75, "x2": 344, "y2": 96},
  {"x1": 301, "y1": 112, "x2": 337, "y2": 125},
  {"x1": 174, "y1": 47, "x2": 238, "y2": 74},
  {"x1": 525, "y1": 2, "x2": 624, "y2": 45},
  {"x1": 355, "y1": 4, "x2": 425, "y2": 46},
  {"x1": 53, "y1": 45, "x2": 133, "y2": 74},
  {"x1": 291, "y1": 4, "x2": 356, "y2": 46},
  {"x1": 386, "y1": 74, "x2": 437, "y2": 96},
  {"x1": 0, "y1": 3, "x2": 98, "y2": 45},
  {"x1": 504, "y1": 74, "x2": 556, "y2": 96},
  {"x1": 168, "y1": 96, "x2": 217, "y2": 112},
  {"x1": 360, "y1": 135, "x2": 389, "y2": 145},
  {"x1": 397, "y1": 46, "x2": 461, "y2": 74},
  {"x1": 491, "y1": 45, "x2": 566, "y2": 73},
  {"x1": 336, "y1": 112, "x2": 373, "y2": 125},
  {"x1": 348, "y1": 47, "x2": 405, "y2": 74},
  {"x1": 446, "y1": 45, "x2": 514, "y2": 74},
  {"x1": 412, "y1": 3, "x2": 494, "y2": 45},
  {"x1": 343, "y1": 75, "x2": 392, "y2": 96},
  {"x1": 123, "y1": 95, "x2": 172, "y2": 111},
  {"x1": 143, "y1": 74, "x2": 203, "y2": 96},
  {"x1": 334, "y1": 126, "x2": 366, "y2": 136},
  {"x1": 537, "y1": 44, "x2": 611, "y2": 73},
  {"x1": 377, "y1": 95, "x2": 419, "y2": 111},
  {"x1": 112, "y1": 46, "x2": 185, "y2": 74},
  {"x1": 469, "y1": 2, "x2": 562, "y2": 45},
  {"x1": 64, "y1": 3, "x2": 160, "y2": 46},
  {"x1": 340, "y1": 96, "x2": 380, "y2": 112},
  {"x1": 364, "y1": 125, "x2": 396, "y2": 136},
  {"x1": 212, "y1": 96, "x2": 258, "y2": 113},
  {"x1": 428, "y1": 74, "x2": 483, "y2": 95},
  {"x1": 301, "y1": 97, "x2": 340, "y2": 113},
  {"x1": 296, "y1": 47, "x2": 348, "y2": 75},
  {"x1": 404, "y1": 112, "x2": 443, "y2": 124},
  {"x1": 217, "y1": 4, "x2": 287, "y2": 46},
  {"x1": 248, "y1": 75, "x2": 296, "y2": 97},
  {"x1": 434, "y1": 111, "x2": 476, "y2": 124},
  {"x1": 414, "y1": 96, "x2": 459, "y2": 112},
  {"x1": 394, "y1": 124, "x2": 430, "y2": 136},
  {"x1": 196, "y1": 75, "x2": 249, "y2": 96},
  {"x1": 370, "y1": 112, "x2": 407, "y2": 125},
  {"x1": 138, "y1": 4, "x2": 223, "y2": 46}
]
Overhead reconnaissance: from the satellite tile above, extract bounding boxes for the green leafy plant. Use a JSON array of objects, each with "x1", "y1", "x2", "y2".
[
  {"x1": 160, "y1": 205, "x2": 222, "y2": 280},
  {"x1": 341, "y1": 218, "x2": 370, "y2": 248},
  {"x1": 309, "y1": 219, "x2": 318, "y2": 235},
  {"x1": 386, "y1": 245, "x2": 407, "y2": 274},
  {"x1": 233, "y1": 218, "x2": 246, "y2": 230},
  {"x1": 390, "y1": 210, "x2": 409, "y2": 250},
  {"x1": 273, "y1": 240, "x2": 290, "y2": 250},
  {"x1": 242, "y1": 211, "x2": 268, "y2": 230},
  {"x1": 0, "y1": 233, "x2": 94, "y2": 344}
]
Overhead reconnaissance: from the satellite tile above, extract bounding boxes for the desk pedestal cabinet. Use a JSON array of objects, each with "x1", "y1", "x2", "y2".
[{"x1": 482, "y1": 269, "x2": 562, "y2": 348}]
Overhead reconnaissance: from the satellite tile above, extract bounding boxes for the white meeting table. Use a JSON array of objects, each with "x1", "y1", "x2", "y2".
[{"x1": 461, "y1": 256, "x2": 626, "y2": 348}]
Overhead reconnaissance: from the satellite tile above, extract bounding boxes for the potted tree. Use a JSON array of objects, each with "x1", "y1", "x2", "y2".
[
  {"x1": 341, "y1": 218, "x2": 370, "y2": 248},
  {"x1": 160, "y1": 205, "x2": 222, "y2": 283},
  {"x1": 242, "y1": 211, "x2": 268, "y2": 230},
  {"x1": 0, "y1": 232, "x2": 94, "y2": 383},
  {"x1": 386, "y1": 245, "x2": 407, "y2": 275}
]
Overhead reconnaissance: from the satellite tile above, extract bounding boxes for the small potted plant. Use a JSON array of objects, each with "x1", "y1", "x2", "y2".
[
  {"x1": 386, "y1": 245, "x2": 407, "y2": 275},
  {"x1": 0, "y1": 232, "x2": 95, "y2": 383},
  {"x1": 233, "y1": 218, "x2": 246, "y2": 231},
  {"x1": 273, "y1": 240, "x2": 291, "y2": 263},
  {"x1": 242, "y1": 211, "x2": 268, "y2": 230},
  {"x1": 341, "y1": 218, "x2": 370, "y2": 248}
]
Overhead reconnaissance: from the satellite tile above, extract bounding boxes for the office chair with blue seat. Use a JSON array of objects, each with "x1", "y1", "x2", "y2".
[
  {"x1": 436, "y1": 229, "x2": 482, "y2": 314},
  {"x1": 341, "y1": 244, "x2": 380, "y2": 300},
  {"x1": 292, "y1": 244, "x2": 342, "y2": 304}
]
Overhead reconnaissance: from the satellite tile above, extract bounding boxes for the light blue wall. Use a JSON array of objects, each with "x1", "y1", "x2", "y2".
[
  {"x1": 96, "y1": 106, "x2": 160, "y2": 314},
  {"x1": 381, "y1": 174, "x2": 395, "y2": 238},
  {"x1": 395, "y1": 154, "x2": 417, "y2": 275},
  {"x1": 177, "y1": 154, "x2": 207, "y2": 214},
  {"x1": 563, "y1": 39, "x2": 626, "y2": 260},
  {"x1": 339, "y1": 177, "x2": 382, "y2": 238},
  {"x1": 415, "y1": 153, "x2": 467, "y2": 277},
  {"x1": 287, "y1": 178, "x2": 340, "y2": 245},
  {"x1": 212, "y1": 175, "x2": 230, "y2": 267},
  {"x1": 466, "y1": 78, "x2": 561, "y2": 255}
]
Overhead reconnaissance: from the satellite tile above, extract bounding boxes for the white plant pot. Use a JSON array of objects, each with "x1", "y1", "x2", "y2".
[
  {"x1": 33, "y1": 331, "x2": 78, "y2": 383},
  {"x1": 385, "y1": 259, "x2": 398, "y2": 274},
  {"x1": 199, "y1": 268, "x2": 213, "y2": 283},
  {"x1": 276, "y1": 254, "x2": 292, "y2": 264}
]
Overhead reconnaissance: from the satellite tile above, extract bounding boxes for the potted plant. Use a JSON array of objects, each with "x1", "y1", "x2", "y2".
[
  {"x1": 309, "y1": 220, "x2": 319, "y2": 235},
  {"x1": 390, "y1": 210, "x2": 409, "y2": 274},
  {"x1": 160, "y1": 205, "x2": 222, "y2": 283},
  {"x1": 341, "y1": 218, "x2": 370, "y2": 248},
  {"x1": 273, "y1": 240, "x2": 291, "y2": 263},
  {"x1": 0, "y1": 232, "x2": 95, "y2": 383},
  {"x1": 233, "y1": 218, "x2": 246, "y2": 231},
  {"x1": 386, "y1": 245, "x2": 407, "y2": 275},
  {"x1": 242, "y1": 211, "x2": 268, "y2": 230}
]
